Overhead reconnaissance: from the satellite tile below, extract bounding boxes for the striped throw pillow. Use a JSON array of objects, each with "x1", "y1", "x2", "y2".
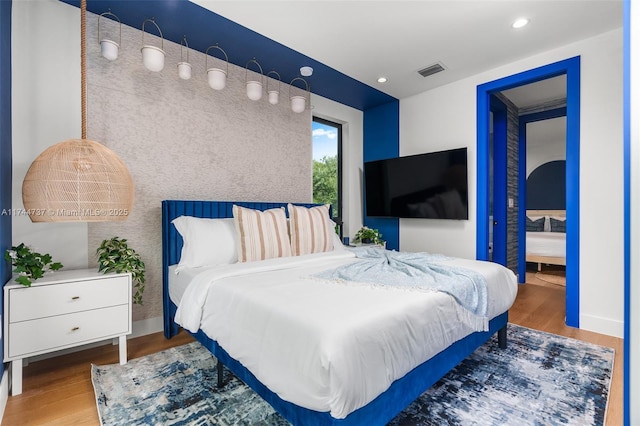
[
  {"x1": 233, "y1": 205, "x2": 292, "y2": 262},
  {"x1": 288, "y1": 204, "x2": 334, "y2": 256}
]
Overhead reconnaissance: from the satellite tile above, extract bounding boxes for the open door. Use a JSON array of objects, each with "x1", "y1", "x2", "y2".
[
  {"x1": 490, "y1": 95, "x2": 508, "y2": 266},
  {"x1": 476, "y1": 57, "x2": 580, "y2": 328}
]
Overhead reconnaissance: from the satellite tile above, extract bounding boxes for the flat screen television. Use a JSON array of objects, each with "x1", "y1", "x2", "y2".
[{"x1": 364, "y1": 147, "x2": 468, "y2": 219}]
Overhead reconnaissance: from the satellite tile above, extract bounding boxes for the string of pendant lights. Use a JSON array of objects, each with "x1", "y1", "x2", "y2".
[{"x1": 98, "y1": 12, "x2": 310, "y2": 113}]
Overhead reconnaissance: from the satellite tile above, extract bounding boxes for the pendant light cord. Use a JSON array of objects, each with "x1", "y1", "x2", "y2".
[{"x1": 81, "y1": 0, "x2": 87, "y2": 139}]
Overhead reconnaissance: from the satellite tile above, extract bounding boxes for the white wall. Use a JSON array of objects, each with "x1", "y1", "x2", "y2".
[
  {"x1": 526, "y1": 117, "x2": 566, "y2": 178},
  {"x1": 311, "y1": 94, "x2": 364, "y2": 240},
  {"x1": 400, "y1": 29, "x2": 624, "y2": 338},
  {"x1": 11, "y1": 0, "x2": 88, "y2": 269}
]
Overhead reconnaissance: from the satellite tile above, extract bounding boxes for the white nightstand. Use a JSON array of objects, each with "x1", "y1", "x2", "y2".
[{"x1": 3, "y1": 269, "x2": 132, "y2": 395}]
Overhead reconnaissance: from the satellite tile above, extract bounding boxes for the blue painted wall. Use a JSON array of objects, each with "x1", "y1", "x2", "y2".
[
  {"x1": 363, "y1": 100, "x2": 400, "y2": 250},
  {"x1": 526, "y1": 161, "x2": 566, "y2": 210},
  {"x1": 60, "y1": 0, "x2": 395, "y2": 111},
  {"x1": 0, "y1": 0, "x2": 13, "y2": 379}
]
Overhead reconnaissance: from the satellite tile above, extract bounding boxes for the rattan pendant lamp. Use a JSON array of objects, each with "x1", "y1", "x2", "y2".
[{"x1": 22, "y1": 0, "x2": 134, "y2": 223}]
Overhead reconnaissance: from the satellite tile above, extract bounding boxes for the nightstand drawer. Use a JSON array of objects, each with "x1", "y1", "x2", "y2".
[
  {"x1": 8, "y1": 275, "x2": 129, "y2": 323},
  {"x1": 7, "y1": 304, "x2": 130, "y2": 358}
]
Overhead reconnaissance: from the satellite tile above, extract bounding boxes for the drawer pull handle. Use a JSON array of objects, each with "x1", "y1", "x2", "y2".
[
  {"x1": 71, "y1": 296, "x2": 80, "y2": 300},
  {"x1": 71, "y1": 327, "x2": 80, "y2": 332}
]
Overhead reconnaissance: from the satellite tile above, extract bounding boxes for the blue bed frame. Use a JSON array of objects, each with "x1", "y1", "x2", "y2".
[{"x1": 162, "y1": 200, "x2": 508, "y2": 426}]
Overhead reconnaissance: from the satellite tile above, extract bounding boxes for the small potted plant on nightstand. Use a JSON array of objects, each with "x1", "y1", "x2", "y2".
[
  {"x1": 353, "y1": 226, "x2": 384, "y2": 246},
  {"x1": 96, "y1": 237, "x2": 145, "y2": 305},
  {"x1": 4, "y1": 243, "x2": 63, "y2": 286}
]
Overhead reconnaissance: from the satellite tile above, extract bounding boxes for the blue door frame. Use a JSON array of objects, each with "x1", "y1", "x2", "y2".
[
  {"x1": 0, "y1": 0, "x2": 12, "y2": 377},
  {"x1": 477, "y1": 56, "x2": 580, "y2": 328}
]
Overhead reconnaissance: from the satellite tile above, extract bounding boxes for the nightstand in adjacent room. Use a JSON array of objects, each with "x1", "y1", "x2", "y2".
[{"x1": 3, "y1": 269, "x2": 132, "y2": 395}]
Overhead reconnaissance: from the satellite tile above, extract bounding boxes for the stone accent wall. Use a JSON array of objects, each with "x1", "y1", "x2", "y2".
[
  {"x1": 85, "y1": 13, "x2": 311, "y2": 320},
  {"x1": 495, "y1": 93, "x2": 520, "y2": 274}
]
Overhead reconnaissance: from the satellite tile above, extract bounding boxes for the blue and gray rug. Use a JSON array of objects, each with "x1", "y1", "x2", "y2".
[{"x1": 91, "y1": 324, "x2": 614, "y2": 425}]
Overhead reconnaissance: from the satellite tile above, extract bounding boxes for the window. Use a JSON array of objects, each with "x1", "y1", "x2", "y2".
[{"x1": 312, "y1": 117, "x2": 342, "y2": 236}]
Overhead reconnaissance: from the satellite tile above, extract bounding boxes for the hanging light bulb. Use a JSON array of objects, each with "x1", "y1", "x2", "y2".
[
  {"x1": 245, "y1": 58, "x2": 264, "y2": 101},
  {"x1": 141, "y1": 18, "x2": 165, "y2": 72},
  {"x1": 177, "y1": 35, "x2": 192, "y2": 80},
  {"x1": 267, "y1": 71, "x2": 281, "y2": 105},
  {"x1": 289, "y1": 77, "x2": 309, "y2": 113},
  {"x1": 205, "y1": 45, "x2": 228, "y2": 90},
  {"x1": 98, "y1": 10, "x2": 121, "y2": 61}
]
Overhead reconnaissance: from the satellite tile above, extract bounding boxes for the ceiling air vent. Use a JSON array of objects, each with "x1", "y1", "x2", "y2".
[{"x1": 418, "y1": 63, "x2": 445, "y2": 78}]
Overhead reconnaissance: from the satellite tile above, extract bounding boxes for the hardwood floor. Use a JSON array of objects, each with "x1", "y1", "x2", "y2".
[
  {"x1": 509, "y1": 272, "x2": 623, "y2": 426},
  {"x1": 1, "y1": 274, "x2": 624, "y2": 425},
  {"x1": 1, "y1": 331, "x2": 195, "y2": 426}
]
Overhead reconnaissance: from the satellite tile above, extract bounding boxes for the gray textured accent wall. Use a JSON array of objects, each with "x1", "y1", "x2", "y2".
[
  {"x1": 495, "y1": 93, "x2": 519, "y2": 274},
  {"x1": 85, "y1": 13, "x2": 311, "y2": 320}
]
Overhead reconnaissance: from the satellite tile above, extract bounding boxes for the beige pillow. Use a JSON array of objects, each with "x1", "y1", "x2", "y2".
[
  {"x1": 288, "y1": 204, "x2": 334, "y2": 256},
  {"x1": 233, "y1": 205, "x2": 292, "y2": 262}
]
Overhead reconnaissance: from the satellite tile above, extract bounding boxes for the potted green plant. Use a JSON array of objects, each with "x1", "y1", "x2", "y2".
[
  {"x1": 4, "y1": 243, "x2": 63, "y2": 286},
  {"x1": 353, "y1": 226, "x2": 384, "y2": 245},
  {"x1": 96, "y1": 237, "x2": 145, "y2": 305}
]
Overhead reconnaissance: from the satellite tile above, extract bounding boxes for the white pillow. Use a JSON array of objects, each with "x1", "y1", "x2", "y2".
[
  {"x1": 233, "y1": 205, "x2": 292, "y2": 262},
  {"x1": 332, "y1": 232, "x2": 347, "y2": 251},
  {"x1": 288, "y1": 204, "x2": 334, "y2": 256},
  {"x1": 172, "y1": 216, "x2": 238, "y2": 271}
]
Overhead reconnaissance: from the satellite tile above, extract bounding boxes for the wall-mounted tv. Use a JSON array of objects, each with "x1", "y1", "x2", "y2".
[{"x1": 364, "y1": 147, "x2": 468, "y2": 219}]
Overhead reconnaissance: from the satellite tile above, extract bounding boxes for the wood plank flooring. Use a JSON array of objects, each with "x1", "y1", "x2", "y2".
[
  {"x1": 509, "y1": 272, "x2": 624, "y2": 425},
  {"x1": 2, "y1": 274, "x2": 623, "y2": 425},
  {"x1": 1, "y1": 331, "x2": 195, "y2": 426}
]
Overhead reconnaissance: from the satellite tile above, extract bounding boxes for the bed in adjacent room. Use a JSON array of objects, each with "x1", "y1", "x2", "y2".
[
  {"x1": 162, "y1": 200, "x2": 518, "y2": 425},
  {"x1": 526, "y1": 209, "x2": 567, "y2": 271}
]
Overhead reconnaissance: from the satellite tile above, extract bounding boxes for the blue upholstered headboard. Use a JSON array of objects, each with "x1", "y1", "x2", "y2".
[{"x1": 161, "y1": 200, "x2": 324, "y2": 337}]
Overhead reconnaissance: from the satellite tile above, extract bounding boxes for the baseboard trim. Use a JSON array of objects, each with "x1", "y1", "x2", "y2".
[
  {"x1": 131, "y1": 316, "x2": 163, "y2": 338},
  {"x1": 0, "y1": 368, "x2": 9, "y2": 423},
  {"x1": 580, "y1": 314, "x2": 624, "y2": 338}
]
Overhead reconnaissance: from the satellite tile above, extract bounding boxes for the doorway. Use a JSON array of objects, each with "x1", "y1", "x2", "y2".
[{"x1": 476, "y1": 56, "x2": 580, "y2": 328}]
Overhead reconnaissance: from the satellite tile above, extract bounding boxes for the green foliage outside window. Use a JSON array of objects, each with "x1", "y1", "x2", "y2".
[{"x1": 313, "y1": 155, "x2": 339, "y2": 218}]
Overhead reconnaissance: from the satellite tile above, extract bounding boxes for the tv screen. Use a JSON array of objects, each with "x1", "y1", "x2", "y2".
[{"x1": 364, "y1": 147, "x2": 468, "y2": 219}]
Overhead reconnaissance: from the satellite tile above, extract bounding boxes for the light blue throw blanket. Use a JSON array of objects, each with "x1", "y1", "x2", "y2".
[{"x1": 314, "y1": 247, "x2": 488, "y2": 322}]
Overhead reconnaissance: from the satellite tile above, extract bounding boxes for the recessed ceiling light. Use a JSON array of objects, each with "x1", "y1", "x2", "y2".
[
  {"x1": 512, "y1": 18, "x2": 529, "y2": 29},
  {"x1": 377, "y1": 77, "x2": 388, "y2": 83},
  {"x1": 300, "y1": 66, "x2": 313, "y2": 77}
]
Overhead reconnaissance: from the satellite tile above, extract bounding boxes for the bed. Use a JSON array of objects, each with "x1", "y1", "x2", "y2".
[
  {"x1": 162, "y1": 200, "x2": 518, "y2": 425},
  {"x1": 526, "y1": 209, "x2": 566, "y2": 270}
]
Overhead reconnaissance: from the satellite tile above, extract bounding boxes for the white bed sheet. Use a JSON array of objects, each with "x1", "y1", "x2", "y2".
[
  {"x1": 168, "y1": 264, "x2": 201, "y2": 303},
  {"x1": 526, "y1": 231, "x2": 566, "y2": 257},
  {"x1": 172, "y1": 250, "x2": 517, "y2": 419}
]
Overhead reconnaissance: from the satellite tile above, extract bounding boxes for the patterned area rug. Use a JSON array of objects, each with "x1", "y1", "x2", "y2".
[{"x1": 92, "y1": 324, "x2": 613, "y2": 426}]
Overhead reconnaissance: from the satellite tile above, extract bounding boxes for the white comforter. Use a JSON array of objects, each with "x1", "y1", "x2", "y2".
[
  {"x1": 174, "y1": 250, "x2": 517, "y2": 419},
  {"x1": 526, "y1": 231, "x2": 566, "y2": 257}
]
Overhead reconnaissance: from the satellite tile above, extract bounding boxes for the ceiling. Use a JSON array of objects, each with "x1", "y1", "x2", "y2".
[
  {"x1": 502, "y1": 75, "x2": 567, "y2": 109},
  {"x1": 69, "y1": 0, "x2": 622, "y2": 110},
  {"x1": 193, "y1": 0, "x2": 622, "y2": 101}
]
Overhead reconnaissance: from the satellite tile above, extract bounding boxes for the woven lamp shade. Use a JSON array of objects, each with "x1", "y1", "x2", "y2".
[{"x1": 22, "y1": 139, "x2": 134, "y2": 222}]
